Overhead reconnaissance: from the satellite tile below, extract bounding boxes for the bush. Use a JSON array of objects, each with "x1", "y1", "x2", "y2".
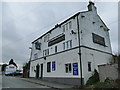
[{"x1": 86, "y1": 69, "x2": 100, "y2": 86}]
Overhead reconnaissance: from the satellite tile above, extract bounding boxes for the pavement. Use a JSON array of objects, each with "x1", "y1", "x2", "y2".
[{"x1": 18, "y1": 77, "x2": 74, "y2": 89}]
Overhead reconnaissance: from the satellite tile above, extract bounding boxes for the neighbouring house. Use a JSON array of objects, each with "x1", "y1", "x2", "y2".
[
  {"x1": 29, "y1": 2, "x2": 113, "y2": 85},
  {"x1": 5, "y1": 64, "x2": 17, "y2": 73}
]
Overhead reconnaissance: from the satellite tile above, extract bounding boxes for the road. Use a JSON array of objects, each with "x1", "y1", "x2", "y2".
[{"x1": 2, "y1": 76, "x2": 50, "y2": 88}]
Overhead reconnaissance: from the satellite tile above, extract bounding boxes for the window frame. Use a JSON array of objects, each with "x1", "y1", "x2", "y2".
[
  {"x1": 92, "y1": 33, "x2": 105, "y2": 46},
  {"x1": 63, "y1": 42, "x2": 65, "y2": 50},
  {"x1": 88, "y1": 62, "x2": 92, "y2": 72},
  {"x1": 70, "y1": 40, "x2": 72, "y2": 48},
  {"x1": 55, "y1": 46, "x2": 57, "y2": 53},
  {"x1": 47, "y1": 62, "x2": 51, "y2": 72},
  {"x1": 65, "y1": 63, "x2": 72, "y2": 73},
  {"x1": 63, "y1": 25, "x2": 65, "y2": 32},
  {"x1": 34, "y1": 53, "x2": 38, "y2": 59},
  {"x1": 69, "y1": 21, "x2": 72, "y2": 29}
]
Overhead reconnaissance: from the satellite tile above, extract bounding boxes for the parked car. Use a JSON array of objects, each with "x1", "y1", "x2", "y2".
[
  {"x1": 12, "y1": 71, "x2": 23, "y2": 76},
  {"x1": 5, "y1": 72, "x2": 11, "y2": 76},
  {"x1": 5, "y1": 71, "x2": 23, "y2": 76}
]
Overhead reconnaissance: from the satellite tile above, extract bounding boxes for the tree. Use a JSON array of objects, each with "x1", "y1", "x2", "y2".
[
  {"x1": 2, "y1": 64, "x2": 8, "y2": 72},
  {"x1": 9, "y1": 59, "x2": 17, "y2": 67}
]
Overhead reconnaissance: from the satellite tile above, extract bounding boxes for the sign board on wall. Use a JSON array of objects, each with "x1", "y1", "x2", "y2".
[
  {"x1": 73, "y1": 63, "x2": 78, "y2": 75},
  {"x1": 52, "y1": 61, "x2": 55, "y2": 71}
]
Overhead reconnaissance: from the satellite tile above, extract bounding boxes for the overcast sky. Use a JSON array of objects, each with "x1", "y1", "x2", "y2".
[{"x1": 2, "y1": 2, "x2": 118, "y2": 66}]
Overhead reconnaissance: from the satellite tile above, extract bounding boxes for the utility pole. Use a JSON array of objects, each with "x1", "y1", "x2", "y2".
[{"x1": 77, "y1": 14, "x2": 83, "y2": 86}]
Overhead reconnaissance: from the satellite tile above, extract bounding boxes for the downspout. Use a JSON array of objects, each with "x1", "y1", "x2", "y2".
[
  {"x1": 77, "y1": 14, "x2": 83, "y2": 86},
  {"x1": 29, "y1": 47, "x2": 33, "y2": 78}
]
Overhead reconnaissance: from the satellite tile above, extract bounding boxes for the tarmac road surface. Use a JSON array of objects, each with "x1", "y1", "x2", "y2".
[{"x1": 2, "y1": 76, "x2": 50, "y2": 88}]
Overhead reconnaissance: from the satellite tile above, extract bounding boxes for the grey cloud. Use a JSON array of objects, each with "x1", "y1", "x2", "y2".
[{"x1": 2, "y1": 2, "x2": 118, "y2": 66}]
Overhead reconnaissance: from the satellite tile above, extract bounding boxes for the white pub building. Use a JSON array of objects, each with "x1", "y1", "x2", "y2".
[{"x1": 29, "y1": 2, "x2": 113, "y2": 85}]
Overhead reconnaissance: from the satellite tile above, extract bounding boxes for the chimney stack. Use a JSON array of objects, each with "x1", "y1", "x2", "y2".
[{"x1": 88, "y1": 1, "x2": 97, "y2": 13}]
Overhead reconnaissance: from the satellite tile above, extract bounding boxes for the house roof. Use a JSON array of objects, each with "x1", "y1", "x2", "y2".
[
  {"x1": 32, "y1": 9, "x2": 109, "y2": 44},
  {"x1": 32, "y1": 12, "x2": 80, "y2": 44}
]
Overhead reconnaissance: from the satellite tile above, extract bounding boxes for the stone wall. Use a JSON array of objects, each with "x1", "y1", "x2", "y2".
[{"x1": 98, "y1": 64, "x2": 118, "y2": 82}]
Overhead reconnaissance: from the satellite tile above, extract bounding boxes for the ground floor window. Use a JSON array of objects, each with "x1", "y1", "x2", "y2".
[
  {"x1": 65, "y1": 63, "x2": 72, "y2": 73},
  {"x1": 47, "y1": 62, "x2": 51, "y2": 72},
  {"x1": 88, "y1": 62, "x2": 91, "y2": 71}
]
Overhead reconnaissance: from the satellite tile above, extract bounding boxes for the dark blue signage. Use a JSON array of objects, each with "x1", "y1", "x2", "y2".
[
  {"x1": 35, "y1": 42, "x2": 41, "y2": 50},
  {"x1": 73, "y1": 63, "x2": 78, "y2": 75},
  {"x1": 52, "y1": 61, "x2": 55, "y2": 71}
]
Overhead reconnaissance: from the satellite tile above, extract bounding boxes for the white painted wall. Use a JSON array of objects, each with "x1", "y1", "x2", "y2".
[{"x1": 30, "y1": 2, "x2": 113, "y2": 85}]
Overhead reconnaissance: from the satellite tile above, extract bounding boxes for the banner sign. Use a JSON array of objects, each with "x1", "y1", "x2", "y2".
[
  {"x1": 52, "y1": 61, "x2": 55, "y2": 71},
  {"x1": 73, "y1": 63, "x2": 78, "y2": 75}
]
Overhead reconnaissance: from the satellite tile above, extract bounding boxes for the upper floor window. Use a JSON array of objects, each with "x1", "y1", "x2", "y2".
[
  {"x1": 63, "y1": 42, "x2": 65, "y2": 50},
  {"x1": 69, "y1": 21, "x2": 72, "y2": 29},
  {"x1": 35, "y1": 42, "x2": 41, "y2": 50},
  {"x1": 66, "y1": 40, "x2": 72, "y2": 50},
  {"x1": 44, "y1": 34, "x2": 49, "y2": 42},
  {"x1": 70, "y1": 40, "x2": 72, "y2": 48},
  {"x1": 63, "y1": 40, "x2": 72, "y2": 50},
  {"x1": 43, "y1": 49, "x2": 49, "y2": 57},
  {"x1": 92, "y1": 33, "x2": 105, "y2": 46},
  {"x1": 66, "y1": 23, "x2": 68, "y2": 30},
  {"x1": 34, "y1": 53, "x2": 38, "y2": 59},
  {"x1": 66, "y1": 41, "x2": 69, "y2": 49},
  {"x1": 63, "y1": 25, "x2": 65, "y2": 32},
  {"x1": 55, "y1": 46, "x2": 57, "y2": 53}
]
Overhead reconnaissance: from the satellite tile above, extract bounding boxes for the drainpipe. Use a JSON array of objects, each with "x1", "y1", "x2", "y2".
[
  {"x1": 77, "y1": 14, "x2": 83, "y2": 86},
  {"x1": 29, "y1": 47, "x2": 33, "y2": 78}
]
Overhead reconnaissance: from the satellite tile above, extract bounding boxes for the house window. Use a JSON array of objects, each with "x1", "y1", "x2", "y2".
[
  {"x1": 44, "y1": 34, "x2": 49, "y2": 42},
  {"x1": 63, "y1": 42, "x2": 65, "y2": 50},
  {"x1": 66, "y1": 23, "x2": 68, "y2": 30},
  {"x1": 34, "y1": 53, "x2": 38, "y2": 59},
  {"x1": 88, "y1": 62, "x2": 91, "y2": 71},
  {"x1": 35, "y1": 42, "x2": 41, "y2": 50},
  {"x1": 66, "y1": 40, "x2": 72, "y2": 49},
  {"x1": 65, "y1": 63, "x2": 72, "y2": 73},
  {"x1": 55, "y1": 46, "x2": 57, "y2": 53},
  {"x1": 43, "y1": 49, "x2": 49, "y2": 57},
  {"x1": 32, "y1": 67, "x2": 34, "y2": 72},
  {"x1": 92, "y1": 33, "x2": 105, "y2": 46},
  {"x1": 46, "y1": 49, "x2": 49, "y2": 56},
  {"x1": 66, "y1": 41, "x2": 69, "y2": 49},
  {"x1": 63, "y1": 25, "x2": 65, "y2": 32},
  {"x1": 69, "y1": 21, "x2": 72, "y2": 29},
  {"x1": 47, "y1": 62, "x2": 51, "y2": 72},
  {"x1": 70, "y1": 40, "x2": 72, "y2": 48}
]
